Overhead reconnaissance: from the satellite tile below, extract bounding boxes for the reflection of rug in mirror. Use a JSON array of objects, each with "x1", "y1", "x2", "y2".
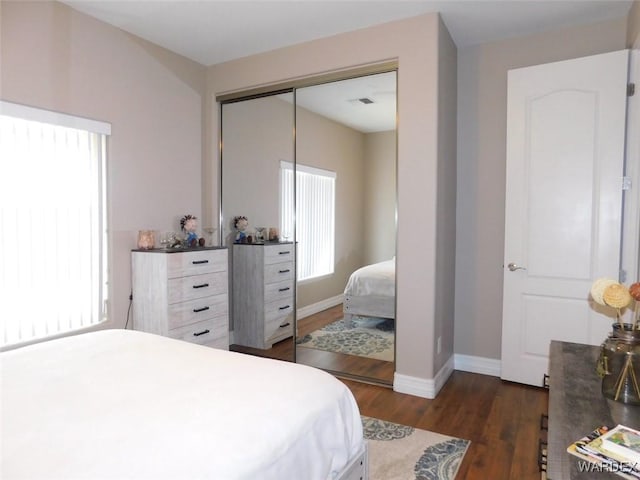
[
  {"x1": 296, "y1": 316, "x2": 394, "y2": 361},
  {"x1": 362, "y1": 416, "x2": 470, "y2": 480}
]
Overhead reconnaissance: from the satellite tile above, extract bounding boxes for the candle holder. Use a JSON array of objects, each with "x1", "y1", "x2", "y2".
[{"x1": 137, "y1": 230, "x2": 155, "y2": 249}]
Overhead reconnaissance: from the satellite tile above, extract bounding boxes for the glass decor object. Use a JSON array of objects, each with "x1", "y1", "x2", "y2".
[
  {"x1": 599, "y1": 323, "x2": 640, "y2": 405},
  {"x1": 137, "y1": 230, "x2": 155, "y2": 250},
  {"x1": 254, "y1": 227, "x2": 266, "y2": 243},
  {"x1": 591, "y1": 278, "x2": 640, "y2": 404},
  {"x1": 202, "y1": 227, "x2": 217, "y2": 247}
]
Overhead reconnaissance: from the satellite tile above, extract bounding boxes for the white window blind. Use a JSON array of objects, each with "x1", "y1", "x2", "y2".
[
  {"x1": 0, "y1": 102, "x2": 110, "y2": 348},
  {"x1": 280, "y1": 161, "x2": 335, "y2": 281}
]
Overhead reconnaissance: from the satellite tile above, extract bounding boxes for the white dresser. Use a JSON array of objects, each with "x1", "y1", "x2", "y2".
[
  {"x1": 232, "y1": 242, "x2": 294, "y2": 349},
  {"x1": 131, "y1": 247, "x2": 229, "y2": 350}
]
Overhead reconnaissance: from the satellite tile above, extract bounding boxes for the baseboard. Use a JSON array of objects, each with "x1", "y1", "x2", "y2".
[
  {"x1": 297, "y1": 294, "x2": 344, "y2": 319},
  {"x1": 393, "y1": 354, "x2": 501, "y2": 398},
  {"x1": 453, "y1": 353, "x2": 501, "y2": 377},
  {"x1": 393, "y1": 355, "x2": 454, "y2": 399}
]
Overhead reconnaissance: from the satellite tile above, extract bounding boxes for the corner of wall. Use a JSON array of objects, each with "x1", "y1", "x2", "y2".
[{"x1": 393, "y1": 354, "x2": 454, "y2": 398}]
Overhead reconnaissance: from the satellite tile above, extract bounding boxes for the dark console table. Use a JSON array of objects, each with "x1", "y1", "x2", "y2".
[{"x1": 547, "y1": 340, "x2": 640, "y2": 479}]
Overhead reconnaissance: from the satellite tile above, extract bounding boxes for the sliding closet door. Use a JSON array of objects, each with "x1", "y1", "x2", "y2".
[
  {"x1": 221, "y1": 92, "x2": 295, "y2": 362},
  {"x1": 294, "y1": 72, "x2": 397, "y2": 385}
]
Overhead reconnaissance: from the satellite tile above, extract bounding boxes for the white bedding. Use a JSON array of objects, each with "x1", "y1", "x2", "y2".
[
  {"x1": 343, "y1": 259, "x2": 395, "y2": 297},
  {"x1": 1, "y1": 329, "x2": 364, "y2": 480}
]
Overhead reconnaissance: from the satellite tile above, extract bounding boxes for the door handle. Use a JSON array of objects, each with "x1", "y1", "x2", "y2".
[{"x1": 507, "y1": 262, "x2": 526, "y2": 272}]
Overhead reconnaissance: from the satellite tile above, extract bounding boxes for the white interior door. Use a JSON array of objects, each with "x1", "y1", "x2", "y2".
[{"x1": 501, "y1": 50, "x2": 629, "y2": 386}]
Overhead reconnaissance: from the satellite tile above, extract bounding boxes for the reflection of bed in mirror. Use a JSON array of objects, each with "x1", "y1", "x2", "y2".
[{"x1": 343, "y1": 259, "x2": 395, "y2": 320}]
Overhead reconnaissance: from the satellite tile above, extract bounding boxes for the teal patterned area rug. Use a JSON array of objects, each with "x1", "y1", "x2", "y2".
[
  {"x1": 296, "y1": 316, "x2": 394, "y2": 361},
  {"x1": 362, "y1": 416, "x2": 470, "y2": 480}
]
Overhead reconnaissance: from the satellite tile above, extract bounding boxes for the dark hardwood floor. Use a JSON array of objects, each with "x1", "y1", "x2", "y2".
[
  {"x1": 232, "y1": 306, "x2": 549, "y2": 479},
  {"x1": 344, "y1": 372, "x2": 548, "y2": 480}
]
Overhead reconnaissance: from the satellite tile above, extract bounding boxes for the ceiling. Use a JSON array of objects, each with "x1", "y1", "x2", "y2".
[
  {"x1": 281, "y1": 71, "x2": 396, "y2": 133},
  {"x1": 61, "y1": 1, "x2": 632, "y2": 67},
  {"x1": 59, "y1": 0, "x2": 632, "y2": 132}
]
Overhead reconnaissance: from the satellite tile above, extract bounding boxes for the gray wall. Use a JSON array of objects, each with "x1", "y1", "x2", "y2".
[
  {"x1": 363, "y1": 131, "x2": 397, "y2": 265},
  {"x1": 295, "y1": 106, "x2": 366, "y2": 308},
  {"x1": 221, "y1": 96, "x2": 293, "y2": 242}
]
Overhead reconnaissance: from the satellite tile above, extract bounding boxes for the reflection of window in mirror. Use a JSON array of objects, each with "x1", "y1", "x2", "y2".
[{"x1": 280, "y1": 161, "x2": 336, "y2": 281}]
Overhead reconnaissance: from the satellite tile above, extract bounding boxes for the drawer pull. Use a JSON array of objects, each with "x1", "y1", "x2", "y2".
[
  {"x1": 192, "y1": 260, "x2": 209, "y2": 265},
  {"x1": 279, "y1": 322, "x2": 291, "y2": 328},
  {"x1": 193, "y1": 329, "x2": 210, "y2": 337},
  {"x1": 278, "y1": 287, "x2": 291, "y2": 292},
  {"x1": 193, "y1": 306, "x2": 210, "y2": 313},
  {"x1": 279, "y1": 305, "x2": 291, "y2": 310},
  {"x1": 279, "y1": 251, "x2": 291, "y2": 255},
  {"x1": 279, "y1": 269, "x2": 290, "y2": 274},
  {"x1": 193, "y1": 283, "x2": 209, "y2": 289}
]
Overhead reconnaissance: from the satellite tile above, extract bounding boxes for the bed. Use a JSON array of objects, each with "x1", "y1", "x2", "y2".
[
  {"x1": 1, "y1": 329, "x2": 367, "y2": 480},
  {"x1": 343, "y1": 258, "x2": 395, "y2": 320}
]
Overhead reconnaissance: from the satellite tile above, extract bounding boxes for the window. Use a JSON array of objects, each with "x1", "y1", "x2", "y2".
[
  {"x1": 0, "y1": 101, "x2": 110, "y2": 349},
  {"x1": 280, "y1": 161, "x2": 335, "y2": 281}
]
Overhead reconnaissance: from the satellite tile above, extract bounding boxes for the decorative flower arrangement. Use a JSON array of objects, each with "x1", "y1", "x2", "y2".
[
  {"x1": 593, "y1": 279, "x2": 640, "y2": 404},
  {"x1": 591, "y1": 278, "x2": 640, "y2": 328}
]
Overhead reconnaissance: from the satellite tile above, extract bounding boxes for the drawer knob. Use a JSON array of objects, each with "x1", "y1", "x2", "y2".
[
  {"x1": 192, "y1": 260, "x2": 209, "y2": 265},
  {"x1": 193, "y1": 283, "x2": 209, "y2": 289},
  {"x1": 193, "y1": 329, "x2": 210, "y2": 337},
  {"x1": 279, "y1": 269, "x2": 290, "y2": 274},
  {"x1": 279, "y1": 305, "x2": 291, "y2": 310},
  {"x1": 193, "y1": 306, "x2": 210, "y2": 313},
  {"x1": 278, "y1": 287, "x2": 290, "y2": 292}
]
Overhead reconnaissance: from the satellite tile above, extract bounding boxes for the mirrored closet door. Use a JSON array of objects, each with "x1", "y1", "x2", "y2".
[
  {"x1": 221, "y1": 92, "x2": 296, "y2": 363},
  {"x1": 220, "y1": 70, "x2": 397, "y2": 384},
  {"x1": 293, "y1": 72, "x2": 397, "y2": 385}
]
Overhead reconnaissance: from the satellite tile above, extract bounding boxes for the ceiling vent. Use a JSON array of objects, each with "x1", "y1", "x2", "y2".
[{"x1": 358, "y1": 97, "x2": 374, "y2": 104}]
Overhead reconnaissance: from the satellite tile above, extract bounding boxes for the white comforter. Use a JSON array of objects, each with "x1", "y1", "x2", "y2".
[
  {"x1": 343, "y1": 259, "x2": 395, "y2": 297},
  {"x1": 1, "y1": 330, "x2": 363, "y2": 480}
]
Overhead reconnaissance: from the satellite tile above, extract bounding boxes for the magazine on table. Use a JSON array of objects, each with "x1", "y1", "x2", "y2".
[
  {"x1": 567, "y1": 425, "x2": 640, "y2": 479},
  {"x1": 600, "y1": 425, "x2": 640, "y2": 465}
]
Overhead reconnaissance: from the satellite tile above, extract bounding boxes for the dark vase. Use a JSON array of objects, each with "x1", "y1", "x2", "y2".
[{"x1": 599, "y1": 323, "x2": 640, "y2": 405}]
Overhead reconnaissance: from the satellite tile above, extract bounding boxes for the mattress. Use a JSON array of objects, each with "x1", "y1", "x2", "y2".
[
  {"x1": 343, "y1": 259, "x2": 395, "y2": 297},
  {"x1": 1, "y1": 329, "x2": 364, "y2": 479}
]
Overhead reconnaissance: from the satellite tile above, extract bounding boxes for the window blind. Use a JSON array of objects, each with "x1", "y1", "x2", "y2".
[
  {"x1": 0, "y1": 102, "x2": 109, "y2": 348},
  {"x1": 280, "y1": 161, "x2": 335, "y2": 281}
]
